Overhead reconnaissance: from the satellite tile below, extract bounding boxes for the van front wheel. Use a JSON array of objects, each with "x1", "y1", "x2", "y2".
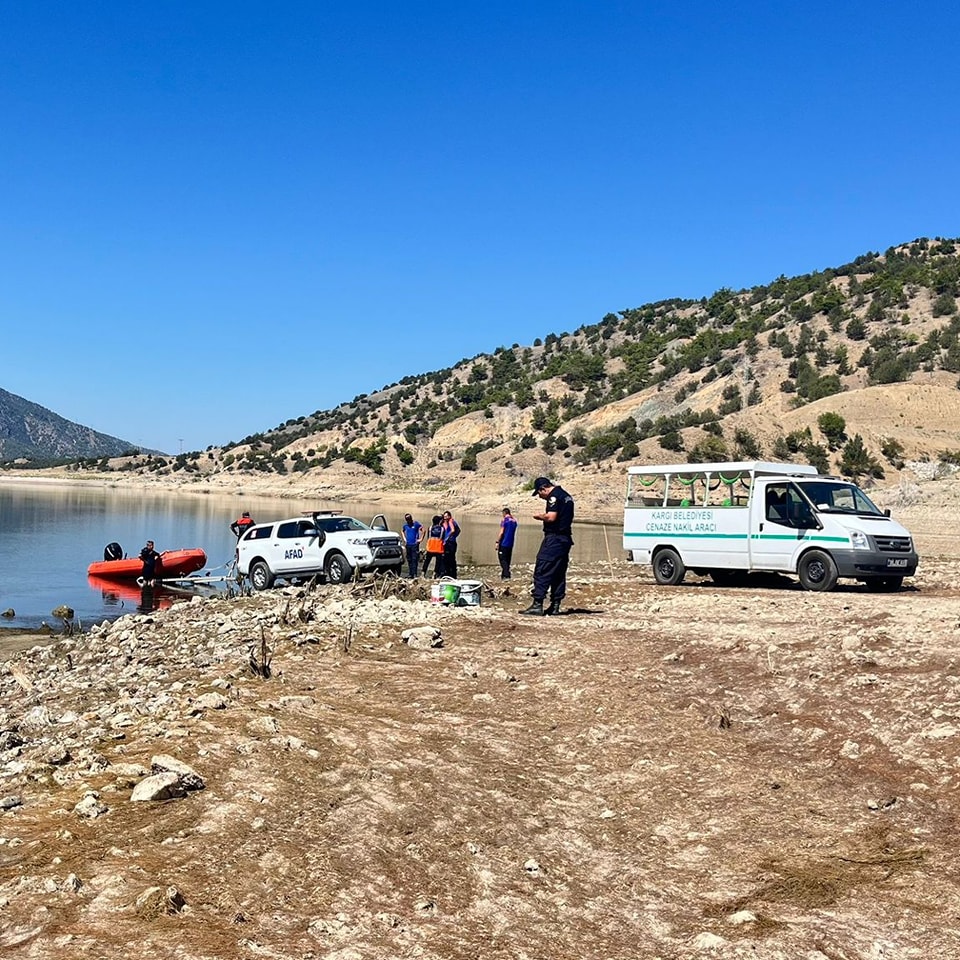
[
  {"x1": 798, "y1": 550, "x2": 838, "y2": 592},
  {"x1": 653, "y1": 547, "x2": 686, "y2": 586}
]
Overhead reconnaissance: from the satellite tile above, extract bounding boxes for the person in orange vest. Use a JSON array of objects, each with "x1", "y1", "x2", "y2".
[{"x1": 230, "y1": 511, "x2": 255, "y2": 538}]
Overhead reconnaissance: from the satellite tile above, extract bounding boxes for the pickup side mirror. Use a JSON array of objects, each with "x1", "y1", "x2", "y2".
[{"x1": 884, "y1": 508, "x2": 891, "y2": 518}]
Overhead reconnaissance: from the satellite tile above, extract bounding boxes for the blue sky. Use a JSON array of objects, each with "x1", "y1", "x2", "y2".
[{"x1": 2, "y1": 2, "x2": 958, "y2": 455}]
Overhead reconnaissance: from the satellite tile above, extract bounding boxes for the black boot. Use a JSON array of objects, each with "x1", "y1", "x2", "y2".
[
  {"x1": 545, "y1": 600, "x2": 561, "y2": 616},
  {"x1": 520, "y1": 599, "x2": 545, "y2": 616}
]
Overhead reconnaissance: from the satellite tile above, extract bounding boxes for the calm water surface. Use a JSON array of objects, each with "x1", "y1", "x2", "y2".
[{"x1": 0, "y1": 481, "x2": 620, "y2": 631}]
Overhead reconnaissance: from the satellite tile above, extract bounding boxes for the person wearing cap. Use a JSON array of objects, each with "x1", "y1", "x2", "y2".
[
  {"x1": 521, "y1": 477, "x2": 574, "y2": 616},
  {"x1": 230, "y1": 511, "x2": 255, "y2": 538},
  {"x1": 401, "y1": 512, "x2": 424, "y2": 578},
  {"x1": 495, "y1": 507, "x2": 518, "y2": 580}
]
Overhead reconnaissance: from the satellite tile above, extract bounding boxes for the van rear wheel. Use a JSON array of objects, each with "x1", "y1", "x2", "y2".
[
  {"x1": 798, "y1": 550, "x2": 838, "y2": 592},
  {"x1": 653, "y1": 547, "x2": 686, "y2": 586}
]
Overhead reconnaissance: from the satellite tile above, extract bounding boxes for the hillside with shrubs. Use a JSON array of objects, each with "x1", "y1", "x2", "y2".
[{"x1": 35, "y1": 237, "x2": 960, "y2": 505}]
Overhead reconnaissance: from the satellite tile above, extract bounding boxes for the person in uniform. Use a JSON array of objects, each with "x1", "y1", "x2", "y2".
[
  {"x1": 521, "y1": 477, "x2": 574, "y2": 616},
  {"x1": 422, "y1": 515, "x2": 445, "y2": 577},
  {"x1": 231, "y1": 511, "x2": 255, "y2": 538}
]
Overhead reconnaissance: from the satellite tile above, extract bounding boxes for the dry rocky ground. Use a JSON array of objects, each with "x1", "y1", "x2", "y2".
[{"x1": 2, "y1": 539, "x2": 960, "y2": 959}]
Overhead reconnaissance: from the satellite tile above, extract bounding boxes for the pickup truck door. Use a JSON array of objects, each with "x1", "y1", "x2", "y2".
[
  {"x1": 275, "y1": 520, "x2": 324, "y2": 575},
  {"x1": 749, "y1": 480, "x2": 816, "y2": 571}
]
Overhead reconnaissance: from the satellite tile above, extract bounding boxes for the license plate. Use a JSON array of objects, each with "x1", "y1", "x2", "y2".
[{"x1": 887, "y1": 558, "x2": 908, "y2": 568}]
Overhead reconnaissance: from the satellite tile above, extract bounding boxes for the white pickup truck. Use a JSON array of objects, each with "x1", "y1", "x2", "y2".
[
  {"x1": 236, "y1": 511, "x2": 403, "y2": 589},
  {"x1": 623, "y1": 460, "x2": 918, "y2": 592}
]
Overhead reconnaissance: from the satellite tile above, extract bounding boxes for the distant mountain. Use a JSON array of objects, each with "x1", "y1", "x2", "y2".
[{"x1": 0, "y1": 387, "x2": 143, "y2": 462}]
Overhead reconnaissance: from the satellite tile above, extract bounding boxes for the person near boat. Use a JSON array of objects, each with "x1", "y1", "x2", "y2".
[
  {"x1": 230, "y1": 511, "x2": 255, "y2": 538},
  {"x1": 139, "y1": 540, "x2": 162, "y2": 586}
]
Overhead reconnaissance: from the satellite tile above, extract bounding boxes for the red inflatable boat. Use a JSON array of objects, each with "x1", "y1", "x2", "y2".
[{"x1": 87, "y1": 548, "x2": 207, "y2": 580}]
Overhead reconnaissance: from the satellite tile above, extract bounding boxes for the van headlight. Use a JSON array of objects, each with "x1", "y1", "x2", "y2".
[{"x1": 850, "y1": 530, "x2": 869, "y2": 550}]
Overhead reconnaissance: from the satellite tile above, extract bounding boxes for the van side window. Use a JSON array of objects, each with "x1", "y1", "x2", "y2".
[
  {"x1": 277, "y1": 521, "x2": 300, "y2": 538},
  {"x1": 246, "y1": 525, "x2": 273, "y2": 540},
  {"x1": 765, "y1": 485, "x2": 789, "y2": 523}
]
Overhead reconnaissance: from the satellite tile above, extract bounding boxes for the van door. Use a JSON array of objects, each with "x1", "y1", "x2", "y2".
[{"x1": 749, "y1": 480, "x2": 818, "y2": 571}]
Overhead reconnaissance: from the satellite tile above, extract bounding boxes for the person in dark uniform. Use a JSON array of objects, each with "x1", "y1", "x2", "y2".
[
  {"x1": 139, "y1": 540, "x2": 162, "y2": 586},
  {"x1": 231, "y1": 511, "x2": 255, "y2": 538},
  {"x1": 521, "y1": 477, "x2": 574, "y2": 616}
]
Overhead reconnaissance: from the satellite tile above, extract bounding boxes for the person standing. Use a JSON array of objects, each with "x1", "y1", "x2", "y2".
[
  {"x1": 230, "y1": 511, "x2": 255, "y2": 538},
  {"x1": 401, "y1": 513, "x2": 424, "y2": 577},
  {"x1": 441, "y1": 510, "x2": 461, "y2": 579},
  {"x1": 422, "y1": 515, "x2": 445, "y2": 577},
  {"x1": 521, "y1": 477, "x2": 574, "y2": 616},
  {"x1": 140, "y1": 539, "x2": 162, "y2": 586},
  {"x1": 496, "y1": 507, "x2": 518, "y2": 579}
]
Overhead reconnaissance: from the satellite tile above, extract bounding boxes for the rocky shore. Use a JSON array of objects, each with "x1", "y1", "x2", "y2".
[{"x1": 3, "y1": 553, "x2": 960, "y2": 958}]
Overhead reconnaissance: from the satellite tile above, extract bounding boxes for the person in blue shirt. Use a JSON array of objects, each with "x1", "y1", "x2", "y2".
[
  {"x1": 521, "y1": 477, "x2": 574, "y2": 616},
  {"x1": 401, "y1": 513, "x2": 424, "y2": 578},
  {"x1": 496, "y1": 507, "x2": 518, "y2": 580},
  {"x1": 441, "y1": 510, "x2": 461, "y2": 579}
]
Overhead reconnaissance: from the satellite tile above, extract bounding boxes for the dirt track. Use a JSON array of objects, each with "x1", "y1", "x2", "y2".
[{"x1": 2, "y1": 553, "x2": 960, "y2": 959}]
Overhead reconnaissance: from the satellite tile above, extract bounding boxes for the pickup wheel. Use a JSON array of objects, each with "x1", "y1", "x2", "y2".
[
  {"x1": 653, "y1": 547, "x2": 686, "y2": 586},
  {"x1": 325, "y1": 553, "x2": 353, "y2": 585},
  {"x1": 249, "y1": 560, "x2": 274, "y2": 591},
  {"x1": 798, "y1": 549, "x2": 838, "y2": 592}
]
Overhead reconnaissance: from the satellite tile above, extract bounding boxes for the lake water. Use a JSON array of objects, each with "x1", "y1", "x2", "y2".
[{"x1": 0, "y1": 480, "x2": 621, "y2": 631}]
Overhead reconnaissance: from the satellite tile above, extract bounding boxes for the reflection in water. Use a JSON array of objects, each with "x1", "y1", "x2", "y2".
[{"x1": 87, "y1": 575, "x2": 178, "y2": 613}]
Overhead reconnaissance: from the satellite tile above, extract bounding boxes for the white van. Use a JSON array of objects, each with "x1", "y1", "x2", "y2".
[{"x1": 622, "y1": 461, "x2": 918, "y2": 592}]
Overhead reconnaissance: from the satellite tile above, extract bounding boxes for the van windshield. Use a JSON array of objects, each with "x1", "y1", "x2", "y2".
[{"x1": 796, "y1": 480, "x2": 884, "y2": 516}]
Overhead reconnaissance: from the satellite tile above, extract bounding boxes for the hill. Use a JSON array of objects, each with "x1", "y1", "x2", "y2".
[
  {"x1": 0, "y1": 387, "x2": 143, "y2": 463},
  {"x1": 9, "y1": 237, "x2": 960, "y2": 513}
]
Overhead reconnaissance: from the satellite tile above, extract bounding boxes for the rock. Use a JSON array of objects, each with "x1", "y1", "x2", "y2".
[
  {"x1": 192, "y1": 692, "x2": 228, "y2": 711},
  {"x1": 130, "y1": 772, "x2": 186, "y2": 802},
  {"x1": 151, "y1": 754, "x2": 205, "y2": 792},
  {"x1": 727, "y1": 910, "x2": 757, "y2": 925},
  {"x1": 73, "y1": 791, "x2": 109, "y2": 818},
  {"x1": 0, "y1": 795, "x2": 23, "y2": 811},
  {"x1": 691, "y1": 931, "x2": 729, "y2": 950},
  {"x1": 51, "y1": 605, "x2": 75, "y2": 620},
  {"x1": 402, "y1": 626, "x2": 443, "y2": 649},
  {"x1": 135, "y1": 885, "x2": 186, "y2": 917}
]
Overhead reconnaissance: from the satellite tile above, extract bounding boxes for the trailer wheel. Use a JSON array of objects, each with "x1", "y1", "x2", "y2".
[
  {"x1": 866, "y1": 576, "x2": 903, "y2": 592},
  {"x1": 797, "y1": 550, "x2": 838, "y2": 592},
  {"x1": 653, "y1": 547, "x2": 686, "y2": 586}
]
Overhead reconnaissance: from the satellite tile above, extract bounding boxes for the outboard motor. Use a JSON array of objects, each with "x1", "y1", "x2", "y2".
[{"x1": 104, "y1": 541, "x2": 123, "y2": 562}]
